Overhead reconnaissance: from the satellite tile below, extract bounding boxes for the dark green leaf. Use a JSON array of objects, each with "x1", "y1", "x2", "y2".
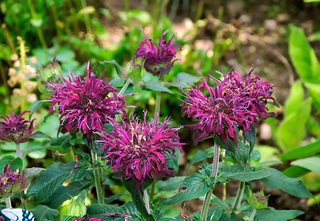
[
  {"x1": 30, "y1": 205, "x2": 59, "y2": 221},
  {"x1": 104, "y1": 194, "x2": 123, "y2": 204},
  {"x1": 29, "y1": 101, "x2": 43, "y2": 119},
  {"x1": 235, "y1": 141, "x2": 250, "y2": 166},
  {"x1": 170, "y1": 72, "x2": 201, "y2": 88},
  {"x1": 166, "y1": 147, "x2": 180, "y2": 173},
  {"x1": 283, "y1": 165, "x2": 310, "y2": 178},
  {"x1": 26, "y1": 162, "x2": 85, "y2": 202},
  {"x1": 157, "y1": 176, "x2": 185, "y2": 192},
  {"x1": 43, "y1": 180, "x2": 88, "y2": 209},
  {"x1": 188, "y1": 146, "x2": 215, "y2": 172},
  {"x1": 243, "y1": 125, "x2": 256, "y2": 153},
  {"x1": 109, "y1": 78, "x2": 126, "y2": 87},
  {"x1": 9, "y1": 158, "x2": 23, "y2": 171},
  {"x1": 261, "y1": 167, "x2": 314, "y2": 199},
  {"x1": 50, "y1": 134, "x2": 72, "y2": 150},
  {"x1": 0, "y1": 156, "x2": 15, "y2": 172},
  {"x1": 219, "y1": 165, "x2": 271, "y2": 182},
  {"x1": 87, "y1": 202, "x2": 138, "y2": 220},
  {"x1": 253, "y1": 209, "x2": 304, "y2": 221},
  {"x1": 23, "y1": 145, "x2": 48, "y2": 157}
]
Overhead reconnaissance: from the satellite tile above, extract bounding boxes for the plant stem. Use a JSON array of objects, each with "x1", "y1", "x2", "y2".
[
  {"x1": 91, "y1": 151, "x2": 104, "y2": 204},
  {"x1": 50, "y1": 2, "x2": 61, "y2": 41},
  {"x1": 117, "y1": 79, "x2": 132, "y2": 97},
  {"x1": 0, "y1": 58, "x2": 10, "y2": 114},
  {"x1": 249, "y1": 208, "x2": 256, "y2": 221},
  {"x1": 143, "y1": 189, "x2": 150, "y2": 213},
  {"x1": 67, "y1": 0, "x2": 79, "y2": 34},
  {"x1": 16, "y1": 143, "x2": 23, "y2": 159},
  {"x1": 155, "y1": 91, "x2": 161, "y2": 123},
  {"x1": 220, "y1": 149, "x2": 226, "y2": 201},
  {"x1": 81, "y1": 0, "x2": 92, "y2": 34},
  {"x1": 1, "y1": 23, "x2": 16, "y2": 53},
  {"x1": 17, "y1": 37, "x2": 26, "y2": 112},
  {"x1": 232, "y1": 181, "x2": 245, "y2": 213},
  {"x1": 201, "y1": 143, "x2": 220, "y2": 220},
  {"x1": 4, "y1": 197, "x2": 11, "y2": 209}
]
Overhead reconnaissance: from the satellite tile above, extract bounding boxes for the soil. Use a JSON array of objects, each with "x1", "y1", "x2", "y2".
[{"x1": 98, "y1": 0, "x2": 320, "y2": 220}]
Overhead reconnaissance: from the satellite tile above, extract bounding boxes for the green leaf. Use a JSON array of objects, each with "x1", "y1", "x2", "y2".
[
  {"x1": 235, "y1": 140, "x2": 250, "y2": 166},
  {"x1": 284, "y1": 80, "x2": 304, "y2": 118},
  {"x1": 258, "y1": 160, "x2": 282, "y2": 167},
  {"x1": 156, "y1": 174, "x2": 211, "y2": 205},
  {"x1": 278, "y1": 97, "x2": 312, "y2": 151},
  {"x1": 143, "y1": 81, "x2": 173, "y2": 94},
  {"x1": 170, "y1": 72, "x2": 201, "y2": 88},
  {"x1": 219, "y1": 165, "x2": 271, "y2": 182},
  {"x1": 26, "y1": 162, "x2": 85, "y2": 202},
  {"x1": 29, "y1": 101, "x2": 43, "y2": 119},
  {"x1": 9, "y1": 157, "x2": 23, "y2": 171},
  {"x1": 157, "y1": 176, "x2": 185, "y2": 192},
  {"x1": 123, "y1": 178, "x2": 155, "y2": 221},
  {"x1": 130, "y1": 10, "x2": 151, "y2": 24},
  {"x1": 306, "y1": 116, "x2": 320, "y2": 137},
  {"x1": 289, "y1": 26, "x2": 320, "y2": 84},
  {"x1": 30, "y1": 205, "x2": 59, "y2": 221},
  {"x1": 261, "y1": 167, "x2": 314, "y2": 199},
  {"x1": 29, "y1": 131, "x2": 52, "y2": 139},
  {"x1": 309, "y1": 30, "x2": 320, "y2": 41},
  {"x1": 304, "y1": 82, "x2": 320, "y2": 112},
  {"x1": 42, "y1": 180, "x2": 88, "y2": 209},
  {"x1": 103, "y1": 60, "x2": 126, "y2": 79},
  {"x1": 291, "y1": 157, "x2": 320, "y2": 175},
  {"x1": 87, "y1": 201, "x2": 137, "y2": 218},
  {"x1": 166, "y1": 147, "x2": 180, "y2": 173},
  {"x1": 0, "y1": 156, "x2": 15, "y2": 172},
  {"x1": 78, "y1": 6, "x2": 95, "y2": 15},
  {"x1": 279, "y1": 139, "x2": 320, "y2": 160},
  {"x1": 22, "y1": 167, "x2": 44, "y2": 185},
  {"x1": 283, "y1": 165, "x2": 310, "y2": 178},
  {"x1": 243, "y1": 125, "x2": 256, "y2": 153},
  {"x1": 50, "y1": 134, "x2": 72, "y2": 150},
  {"x1": 23, "y1": 145, "x2": 48, "y2": 157},
  {"x1": 253, "y1": 209, "x2": 304, "y2": 221},
  {"x1": 188, "y1": 146, "x2": 215, "y2": 172},
  {"x1": 56, "y1": 47, "x2": 76, "y2": 62}
]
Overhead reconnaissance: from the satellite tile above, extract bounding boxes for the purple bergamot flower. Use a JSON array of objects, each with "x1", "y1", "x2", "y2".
[
  {"x1": 0, "y1": 110, "x2": 36, "y2": 144},
  {"x1": 0, "y1": 163, "x2": 29, "y2": 198},
  {"x1": 98, "y1": 111, "x2": 184, "y2": 193},
  {"x1": 45, "y1": 61, "x2": 134, "y2": 142},
  {"x1": 180, "y1": 68, "x2": 277, "y2": 146},
  {"x1": 134, "y1": 27, "x2": 182, "y2": 79}
]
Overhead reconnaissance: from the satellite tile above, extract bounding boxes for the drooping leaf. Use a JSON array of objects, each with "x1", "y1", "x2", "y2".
[
  {"x1": 103, "y1": 60, "x2": 126, "y2": 79},
  {"x1": 219, "y1": 165, "x2": 270, "y2": 182},
  {"x1": 169, "y1": 72, "x2": 201, "y2": 88},
  {"x1": 188, "y1": 146, "x2": 215, "y2": 172},
  {"x1": 243, "y1": 125, "x2": 256, "y2": 153},
  {"x1": 166, "y1": 147, "x2": 180, "y2": 173},
  {"x1": 143, "y1": 80, "x2": 173, "y2": 94},
  {"x1": 87, "y1": 202, "x2": 139, "y2": 220},
  {"x1": 157, "y1": 176, "x2": 185, "y2": 192},
  {"x1": 9, "y1": 157, "x2": 23, "y2": 171},
  {"x1": 261, "y1": 167, "x2": 315, "y2": 199},
  {"x1": 26, "y1": 162, "x2": 85, "y2": 202},
  {"x1": 234, "y1": 140, "x2": 250, "y2": 166},
  {"x1": 29, "y1": 131, "x2": 52, "y2": 139},
  {"x1": 283, "y1": 165, "x2": 310, "y2": 178}
]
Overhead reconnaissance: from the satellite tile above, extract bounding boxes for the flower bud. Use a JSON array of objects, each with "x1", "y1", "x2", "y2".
[{"x1": 247, "y1": 189, "x2": 269, "y2": 210}]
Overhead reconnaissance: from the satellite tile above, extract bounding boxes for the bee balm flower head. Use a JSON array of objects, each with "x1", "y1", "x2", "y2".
[
  {"x1": 134, "y1": 27, "x2": 182, "y2": 79},
  {"x1": 180, "y1": 68, "x2": 277, "y2": 147},
  {"x1": 46, "y1": 61, "x2": 134, "y2": 142},
  {"x1": 0, "y1": 110, "x2": 36, "y2": 144},
  {"x1": 98, "y1": 111, "x2": 184, "y2": 193}
]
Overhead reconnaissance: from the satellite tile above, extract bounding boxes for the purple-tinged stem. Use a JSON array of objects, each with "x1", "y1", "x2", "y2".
[{"x1": 16, "y1": 143, "x2": 22, "y2": 159}]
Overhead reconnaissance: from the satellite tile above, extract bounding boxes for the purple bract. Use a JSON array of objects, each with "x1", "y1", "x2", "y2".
[
  {"x1": 45, "y1": 61, "x2": 134, "y2": 142},
  {"x1": 180, "y1": 68, "x2": 277, "y2": 146},
  {"x1": 0, "y1": 164, "x2": 28, "y2": 197},
  {"x1": 134, "y1": 27, "x2": 182, "y2": 79},
  {"x1": 98, "y1": 111, "x2": 184, "y2": 192},
  {"x1": 0, "y1": 110, "x2": 36, "y2": 144}
]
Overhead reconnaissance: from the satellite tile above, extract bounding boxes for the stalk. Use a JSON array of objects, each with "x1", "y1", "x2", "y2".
[
  {"x1": 27, "y1": 0, "x2": 48, "y2": 51},
  {"x1": 201, "y1": 143, "x2": 220, "y2": 220},
  {"x1": 15, "y1": 143, "x2": 23, "y2": 159},
  {"x1": 117, "y1": 79, "x2": 132, "y2": 97},
  {"x1": 4, "y1": 197, "x2": 11, "y2": 209},
  {"x1": 1, "y1": 23, "x2": 16, "y2": 53},
  {"x1": 0, "y1": 58, "x2": 10, "y2": 114},
  {"x1": 17, "y1": 37, "x2": 26, "y2": 112},
  {"x1": 143, "y1": 189, "x2": 150, "y2": 213},
  {"x1": 155, "y1": 91, "x2": 161, "y2": 123},
  {"x1": 67, "y1": 0, "x2": 79, "y2": 34},
  {"x1": 221, "y1": 149, "x2": 226, "y2": 201},
  {"x1": 50, "y1": 2, "x2": 61, "y2": 40},
  {"x1": 91, "y1": 151, "x2": 104, "y2": 204},
  {"x1": 80, "y1": 0, "x2": 92, "y2": 34},
  {"x1": 232, "y1": 181, "x2": 245, "y2": 213}
]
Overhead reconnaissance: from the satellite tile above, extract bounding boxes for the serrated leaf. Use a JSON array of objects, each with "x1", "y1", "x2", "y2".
[
  {"x1": 143, "y1": 81, "x2": 173, "y2": 94},
  {"x1": 42, "y1": 180, "x2": 88, "y2": 209},
  {"x1": 9, "y1": 158, "x2": 23, "y2": 171},
  {"x1": 87, "y1": 201, "x2": 138, "y2": 217},
  {"x1": 235, "y1": 140, "x2": 250, "y2": 166},
  {"x1": 166, "y1": 147, "x2": 180, "y2": 173},
  {"x1": 218, "y1": 164, "x2": 270, "y2": 182},
  {"x1": 291, "y1": 157, "x2": 320, "y2": 175},
  {"x1": 279, "y1": 139, "x2": 320, "y2": 160},
  {"x1": 243, "y1": 125, "x2": 256, "y2": 153},
  {"x1": 30, "y1": 205, "x2": 59, "y2": 221},
  {"x1": 253, "y1": 209, "x2": 304, "y2": 221},
  {"x1": 0, "y1": 156, "x2": 15, "y2": 172},
  {"x1": 50, "y1": 134, "x2": 72, "y2": 150},
  {"x1": 261, "y1": 167, "x2": 314, "y2": 199},
  {"x1": 26, "y1": 162, "x2": 85, "y2": 202}
]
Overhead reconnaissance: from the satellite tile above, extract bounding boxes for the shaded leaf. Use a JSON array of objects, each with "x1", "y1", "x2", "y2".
[
  {"x1": 291, "y1": 157, "x2": 320, "y2": 175},
  {"x1": 253, "y1": 209, "x2": 304, "y2": 221},
  {"x1": 30, "y1": 205, "x2": 59, "y2": 221},
  {"x1": 279, "y1": 139, "x2": 320, "y2": 160}
]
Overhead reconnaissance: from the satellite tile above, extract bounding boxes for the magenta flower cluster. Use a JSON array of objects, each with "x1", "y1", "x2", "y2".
[
  {"x1": 134, "y1": 27, "x2": 182, "y2": 79},
  {"x1": 0, "y1": 164, "x2": 28, "y2": 197},
  {"x1": 46, "y1": 62, "x2": 133, "y2": 142},
  {"x1": 98, "y1": 112, "x2": 184, "y2": 192},
  {"x1": 0, "y1": 110, "x2": 35, "y2": 144},
  {"x1": 180, "y1": 68, "x2": 276, "y2": 146}
]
